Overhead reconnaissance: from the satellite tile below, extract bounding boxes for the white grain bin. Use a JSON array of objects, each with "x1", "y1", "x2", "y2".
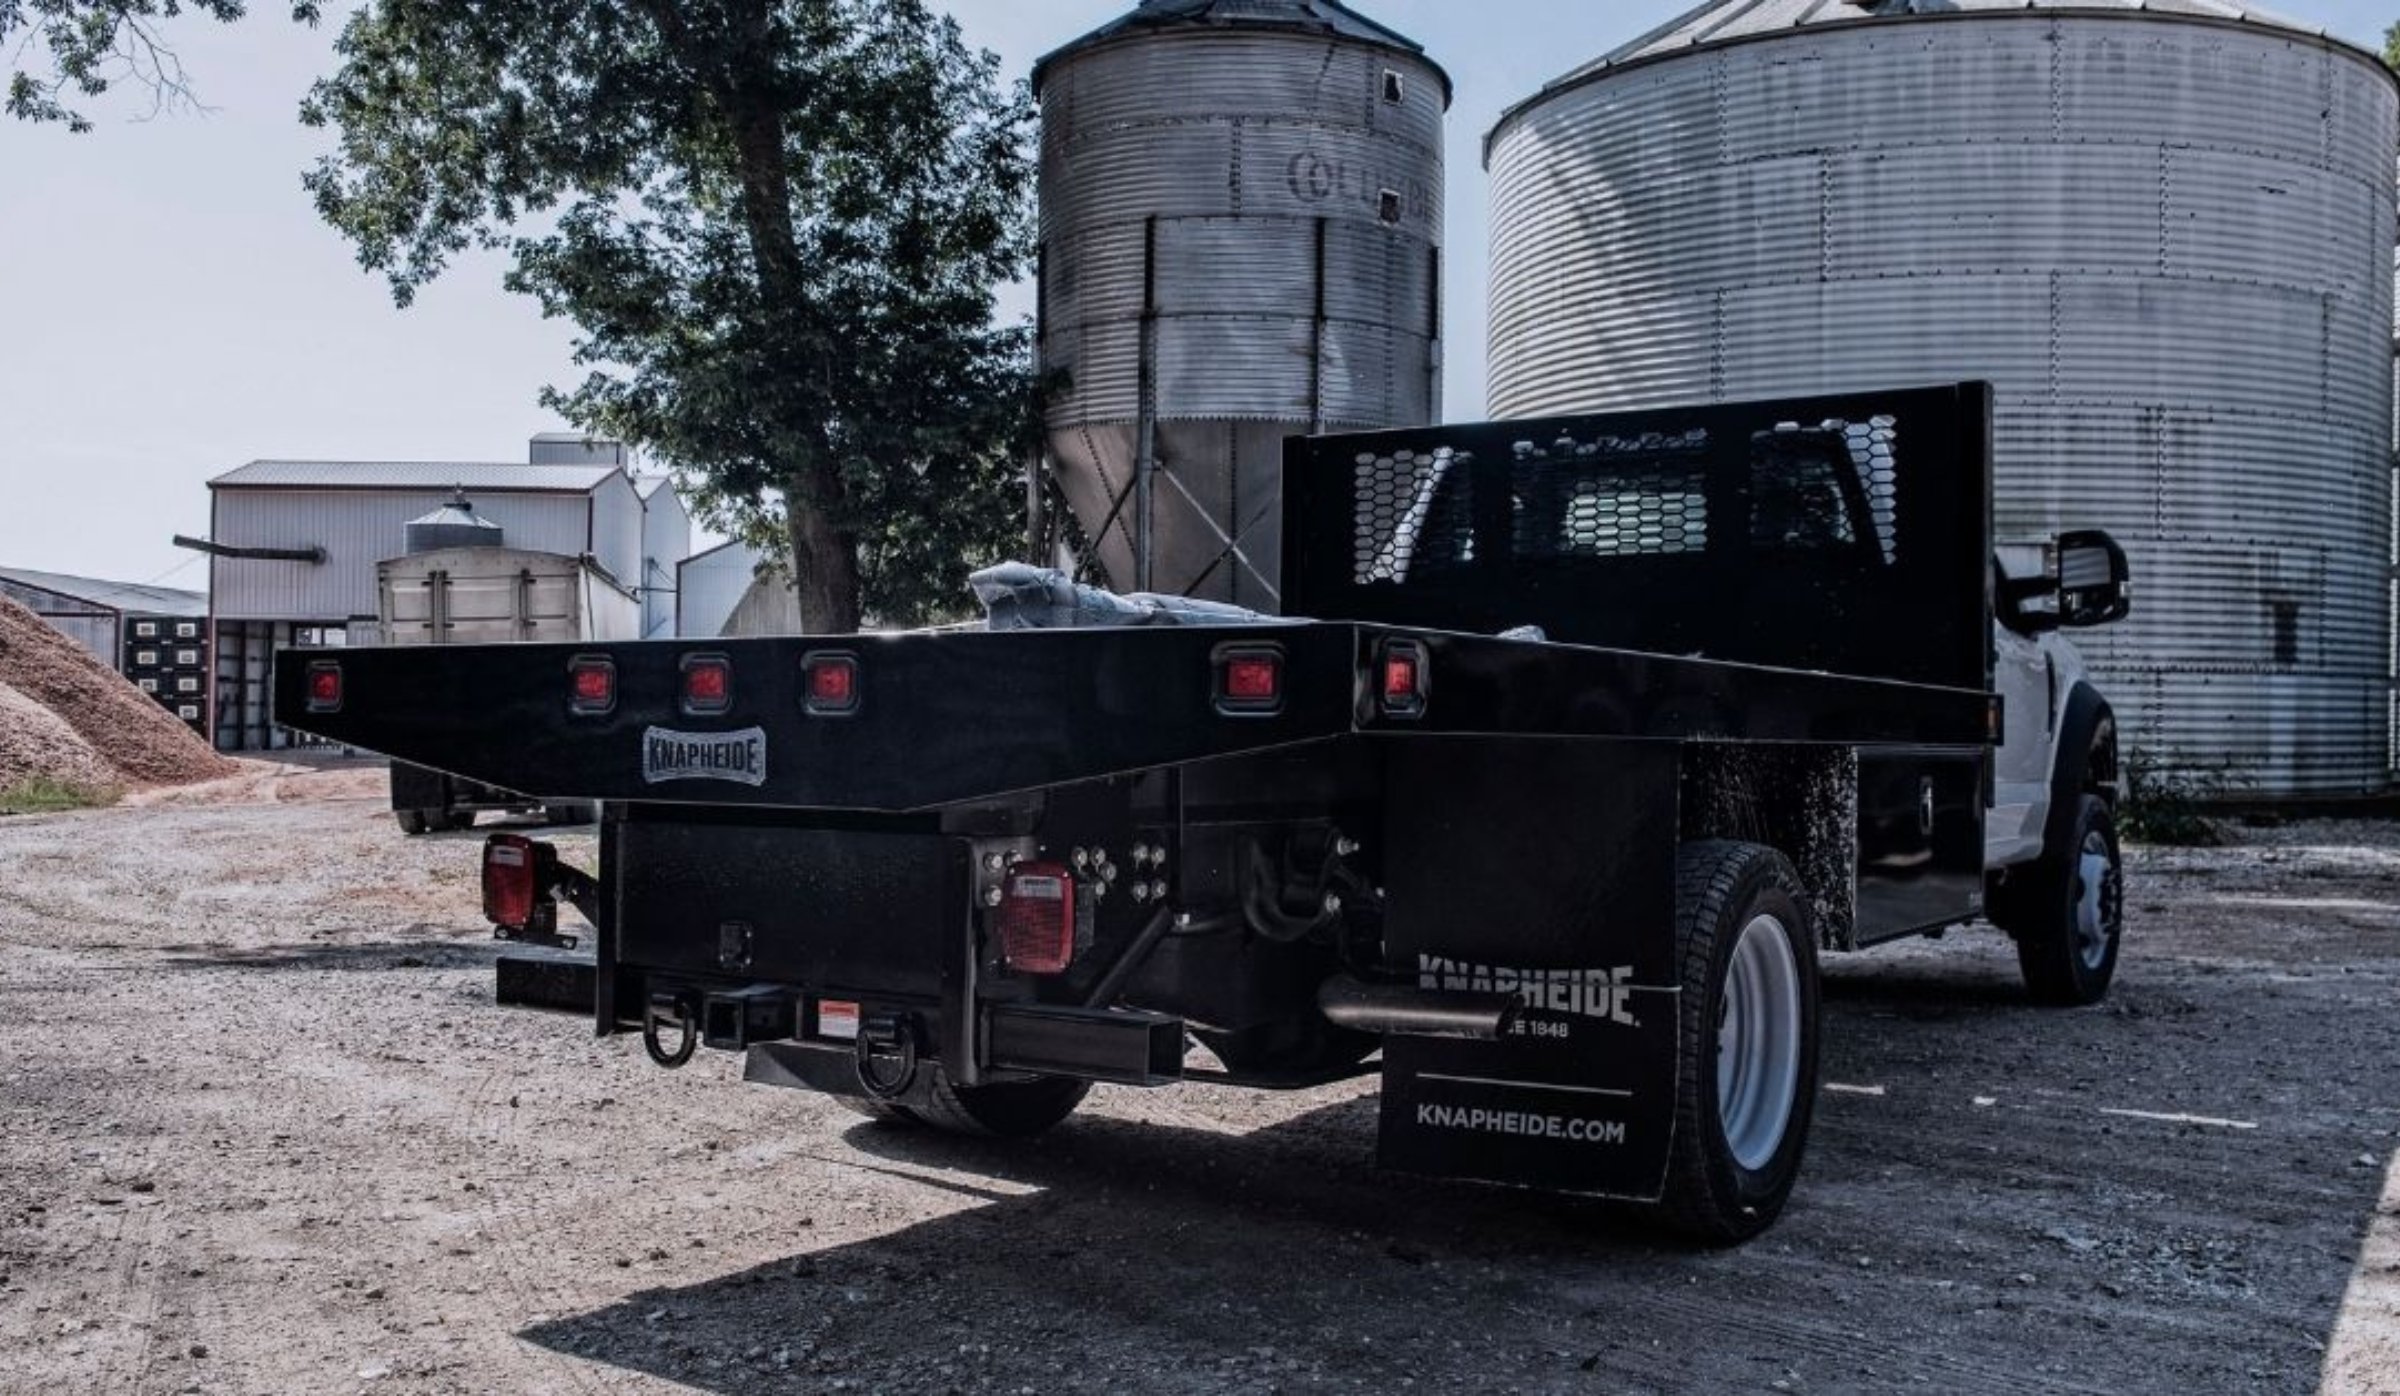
[{"x1": 1486, "y1": 0, "x2": 2399, "y2": 797}]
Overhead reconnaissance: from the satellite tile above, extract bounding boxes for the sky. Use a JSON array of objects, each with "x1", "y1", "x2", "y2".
[{"x1": 1, "y1": 1, "x2": 2393, "y2": 587}]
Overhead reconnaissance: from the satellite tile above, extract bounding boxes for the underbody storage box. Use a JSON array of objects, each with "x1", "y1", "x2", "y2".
[{"x1": 613, "y1": 815, "x2": 960, "y2": 998}]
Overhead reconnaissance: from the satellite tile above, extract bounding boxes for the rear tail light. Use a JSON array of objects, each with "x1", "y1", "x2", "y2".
[
  {"x1": 803, "y1": 652, "x2": 860, "y2": 715},
  {"x1": 995, "y1": 863, "x2": 1076, "y2": 975},
  {"x1": 1378, "y1": 639, "x2": 1427, "y2": 719},
  {"x1": 482, "y1": 834, "x2": 555, "y2": 930},
  {"x1": 681, "y1": 653, "x2": 732, "y2": 715},
  {"x1": 1214, "y1": 644, "x2": 1285, "y2": 716},
  {"x1": 568, "y1": 656, "x2": 616, "y2": 715},
  {"x1": 304, "y1": 660, "x2": 343, "y2": 713}
]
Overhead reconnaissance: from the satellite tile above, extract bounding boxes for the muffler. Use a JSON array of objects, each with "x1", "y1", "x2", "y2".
[{"x1": 1317, "y1": 975, "x2": 1518, "y2": 1041}]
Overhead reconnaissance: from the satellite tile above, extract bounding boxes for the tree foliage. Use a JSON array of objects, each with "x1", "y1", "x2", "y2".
[
  {"x1": 2385, "y1": 20, "x2": 2400, "y2": 72},
  {"x1": 302, "y1": 0, "x2": 1041, "y2": 631},
  {"x1": 4, "y1": 0, "x2": 315, "y2": 131}
]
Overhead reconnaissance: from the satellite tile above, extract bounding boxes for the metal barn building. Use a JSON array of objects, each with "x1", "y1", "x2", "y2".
[
  {"x1": 203, "y1": 447, "x2": 650, "y2": 751},
  {"x1": 634, "y1": 477, "x2": 692, "y2": 640},
  {"x1": 675, "y1": 540, "x2": 806, "y2": 640},
  {"x1": 0, "y1": 568, "x2": 212, "y2": 736},
  {"x1": 1484, "y1": 0, "x2": 2400, "y2": 798}
]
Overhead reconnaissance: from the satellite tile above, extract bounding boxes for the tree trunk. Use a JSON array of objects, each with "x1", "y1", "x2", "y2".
[
  {"x1": 720, "y1": 0, "x2": 863, "y2": 633},
  {"x1": 786, "y1": 485, "x2": 861, "y2": 634}
]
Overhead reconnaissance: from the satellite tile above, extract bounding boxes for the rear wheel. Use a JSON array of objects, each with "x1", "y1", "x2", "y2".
[
  {"x1": 918, "y1": 1071, "x2": 1089, "y2": 1138},
  {"x1": 1660, "y1": 841, "x2": 1820, "y2": 1244},
  {"x1": 1194, "y1": 1020, "x2": 1377, "y2": 1079},
  {"x1": 395, "y1": 809, "x2": 438, "y2": 836},
  {"x1": 842, "y1": 1068, "x2": 1088, "y2": 1140}
]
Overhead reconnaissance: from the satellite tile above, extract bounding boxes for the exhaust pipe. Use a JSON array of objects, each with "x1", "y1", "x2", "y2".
[{"x1": 1317, "y1": 975, "x2": 1518, "y2": 1041}]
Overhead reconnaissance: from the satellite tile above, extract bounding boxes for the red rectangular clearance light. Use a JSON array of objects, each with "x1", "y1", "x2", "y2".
[
  {"x1": 1379, "y1": 639, "x2": 1427, "y2": 719},
  {"x1": 803, "y1": 652, "x2": 859, "y2": 715},
  {"x1": 568, "y1": 656, "x2": 616, "y2": 715},
  {"x1": 681, "y1": 653, "x2": 732, "y2": 715},
  {"x1": 304, "y1": 660, "x2": 343, "y2": 714},
  {"x1": 996, "y1": 863, "x2": 1076, "y2": 975},
  {"x1": 1214, "y1": 644, "x2": 1285, "y2": 716}
]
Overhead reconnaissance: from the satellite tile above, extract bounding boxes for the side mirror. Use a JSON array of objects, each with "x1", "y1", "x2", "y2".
[
  {"x1": 1996, "y1": 531, "x2": 2132, "y2": 633},
  {"x1": 2055, "y1": 530, "x2": 2131, "y2": 629}
]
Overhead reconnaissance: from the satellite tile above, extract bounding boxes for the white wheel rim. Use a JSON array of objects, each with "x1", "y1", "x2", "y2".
[
  {"x1": 1717, "y1": 912, "x2": 1803, "y2": 1173},
  {"x1": 2073, "y1": 830, "x2": 2121, "y2": 971}
]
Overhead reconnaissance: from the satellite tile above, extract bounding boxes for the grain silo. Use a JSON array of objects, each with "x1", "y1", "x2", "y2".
[
  {"x1": 1486, "y1": 0, "x2": 2399, "y2": 798},
  {"x1": 1034, "y1": 0, "x2": 1448, "y2": 608}
]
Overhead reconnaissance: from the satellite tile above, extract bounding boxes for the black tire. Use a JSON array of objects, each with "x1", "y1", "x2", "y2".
[
  {"x1": 395, "y1": 809, "x2": 437, "y2": 836},
  {"x1": 1660, "y1": 841, "x2": 1821, "y2": 1244},
  {"x1": 840, "y1": 1069, "x2": 1088, "y2": 1140},
  {"x1": 839, "y1": 1098, "x2": 921, "y2": 1125},
  {"x1": 1194, "y1": 1020, "x2": 1378, "y2": 1078},
  {"x1": 441, "y1": 809, "x2": 478, "y2": 833},
  {"x1": 915, "y1": 1071, "x2": 1089, "y2": 1139},
  {"x1": 2008, "y1": 793, "x2": 2123, "y2": 1006}
]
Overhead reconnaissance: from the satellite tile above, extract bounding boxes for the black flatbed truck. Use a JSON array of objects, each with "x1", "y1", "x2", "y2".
[{"x1": 276, "y1": 384, "x2": 2131, "y2": 1240}]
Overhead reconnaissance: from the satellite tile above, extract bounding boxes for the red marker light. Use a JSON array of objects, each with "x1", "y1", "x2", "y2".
[
  {"x1": 568, "y1": 656, "x2": 616, "y2": 715},
  {"x1": 1215, "y1": 645, "x2": 1286, "y2": 716},
  {"x1": 682, "y1": 654, "x2": 732, "y2": 715},
  {"x1": 1378, "y1": 639, "x2": 1427, "y2": 719},
  {"x1": 803, "y1": 653, "x2": 860, "y2": 714},
  {"x1": 305, "y1": 661, "x2": 343, "y2": 713},
  {"x1": 1226, "y1": 657, "x2": 1280, "y2": 701}
]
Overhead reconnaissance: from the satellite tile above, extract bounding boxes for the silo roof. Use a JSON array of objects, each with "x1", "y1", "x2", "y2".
[
  {"x1": 1033, "y1": 0, "x2": 1451, "y2": 100},
  {"x1": 209, "y1": 460, "x2": 623, "y2": 494},
  {"x1": 1585, "y1": 0, "x2": 2355, "y2": 76}
]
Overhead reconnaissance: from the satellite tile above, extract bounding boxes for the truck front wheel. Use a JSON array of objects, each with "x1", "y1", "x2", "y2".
[
  {"x1": 1661, "y1": 841, "x2": 1821, "y2": 1244},
  {"x1": 2008, "y1": 794, "x2": 2123, "y2": 1006}
]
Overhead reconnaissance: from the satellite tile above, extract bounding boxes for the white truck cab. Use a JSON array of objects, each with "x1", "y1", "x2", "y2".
[{"x1": 1982, "y1": 532, "x2": 2133, "y2": 1004}]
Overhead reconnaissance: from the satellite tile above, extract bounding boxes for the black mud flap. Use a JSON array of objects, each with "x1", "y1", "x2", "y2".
[{"x1": 1373, "y1": 739, "x2": 1683, "y2": 1200}]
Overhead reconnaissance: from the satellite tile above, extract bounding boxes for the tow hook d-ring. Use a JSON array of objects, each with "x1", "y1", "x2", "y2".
[
  {"x1": 855, "y1": 1015, "x2": 919, "y2": 1101},
  {"x1": 643, "y1": 995, "x2": 699, "y2": 1070}
]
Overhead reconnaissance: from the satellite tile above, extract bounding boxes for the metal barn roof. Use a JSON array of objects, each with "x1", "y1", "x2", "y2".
[
  {"x1": 1591, "y1": 0, "x2": 2339, "y2": 74},
  {"x1": 0, "y1": 566, "x2": 209, "y2": 617},
  {"x1": 210, "y1": 460, "x2": 624, "y2": 493}
]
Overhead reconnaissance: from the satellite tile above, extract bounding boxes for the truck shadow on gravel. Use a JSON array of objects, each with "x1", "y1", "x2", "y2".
[
  {"x1": 156, "y1": 933, "x2": 499, "y2": 974},
  {"x1": 517, "y1": 957, "x2": 2396, "y2": 1394}
]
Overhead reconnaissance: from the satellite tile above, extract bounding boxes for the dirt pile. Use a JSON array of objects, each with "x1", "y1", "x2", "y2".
[{"x1": 0, "y1": 592, "x2": 239, "y2": 793}]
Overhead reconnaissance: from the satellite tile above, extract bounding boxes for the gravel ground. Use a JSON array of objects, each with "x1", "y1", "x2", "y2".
[{"x1": 0, "y1": 766, "x2": 2394, "y2": 1394}]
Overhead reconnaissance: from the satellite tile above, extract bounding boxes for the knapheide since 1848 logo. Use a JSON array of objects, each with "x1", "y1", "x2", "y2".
[
  {"x1": 642, "y1": 727, "x2": 768, "y2": 787},
  {"x1": 1417, "y1": 956, "x2": 1641, "y2": 1027}
]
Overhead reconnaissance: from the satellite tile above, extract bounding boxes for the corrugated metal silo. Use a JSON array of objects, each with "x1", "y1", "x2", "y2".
[
  {"x1": 1486, "y1": 0, "x2": 2399, "y2": 797},
  {"x1": 1034, "y1": 0, "x2": 1449, "y2": 607}
]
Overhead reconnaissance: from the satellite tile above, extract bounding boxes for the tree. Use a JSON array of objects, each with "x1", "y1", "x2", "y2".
[
  {"x1": 4, "y1": 1, "x2": 315, "y2": 131},
  {"x1": 2386, "y1": 20, "x2": 2400, "y2": 71},
  {"x1": 301, "y1": 0, "x2": 1040, "y2": 632}
]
